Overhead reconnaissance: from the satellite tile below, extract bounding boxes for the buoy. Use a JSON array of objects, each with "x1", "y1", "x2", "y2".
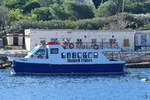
[
  {"x1": 69, "y1": 43, "x2": 74, "y2": 49},
  {"x1": 141, "y1": 78, "x2": 149, "y2": 82}
]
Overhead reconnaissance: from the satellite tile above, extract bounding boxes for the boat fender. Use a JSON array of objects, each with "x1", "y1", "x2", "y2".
[{"x1": 69, "y1": 43, "x2": 74, "y2": 49}]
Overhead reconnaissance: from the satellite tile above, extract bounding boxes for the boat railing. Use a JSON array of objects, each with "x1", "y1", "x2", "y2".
[{"x1": 61, "y1": 42, "x2": 119, "y2": 49}]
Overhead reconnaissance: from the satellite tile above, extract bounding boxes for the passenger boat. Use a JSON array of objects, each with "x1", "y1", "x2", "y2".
[{"x1": 8, "y1": 41, "x2": 126, "y2": 75}]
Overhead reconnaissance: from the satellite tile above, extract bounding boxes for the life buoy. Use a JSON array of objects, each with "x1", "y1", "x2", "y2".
[{"x1": 69, "y1": 43, "x2": 74, "y2": 49}]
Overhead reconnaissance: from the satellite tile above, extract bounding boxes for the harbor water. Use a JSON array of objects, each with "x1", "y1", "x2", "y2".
[{"x1": 0, "y1": 68, "x2": 150, "y2": 100}]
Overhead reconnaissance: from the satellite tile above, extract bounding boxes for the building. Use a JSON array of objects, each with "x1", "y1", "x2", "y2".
[
  {"x1": 25, "y1": 29, "x2": 136, "y2": 51},
  {"x1": 135, "y1": 30, "x2": 150, "y2": 51},
  {"x1": 4, "y1": 34, "x2": 24, "y2": 50},
  {"x1": 0, "y1": 38, "x2": 3, "y2": 48}
]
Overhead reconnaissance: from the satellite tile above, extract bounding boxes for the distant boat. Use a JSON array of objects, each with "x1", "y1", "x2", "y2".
[{"x1": 8, "y1": 41, "x2": 126, "y2": 75}]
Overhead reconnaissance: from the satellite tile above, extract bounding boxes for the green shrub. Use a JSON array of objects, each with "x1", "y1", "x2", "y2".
[
  {"x1": 31, "y1": 7, "x2": 52, "y2": 21},
  {"x1": 23, "y1": 1, "x2": 40, "y2": 13},
  {"x1": 1, "y1": 13, "x2": 150, "y2": 35},
  {"x1": 64, "y1": 1, "x2": 94, "y2": 20},
  {"x1": 95, "y1": 1, "x2": 117, "y2": 17}
]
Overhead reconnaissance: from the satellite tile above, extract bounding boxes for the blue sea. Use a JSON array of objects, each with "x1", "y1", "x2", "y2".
[{"x1": 0, "y1": 68, "x2": 150, "y2": 100}]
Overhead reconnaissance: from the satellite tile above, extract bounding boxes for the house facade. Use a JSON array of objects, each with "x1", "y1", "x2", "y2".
[
  {"x1": 135, "y1": 30, "x2": 150, "y2": 51},
  {"x1": 25, "y1": 29, "x2": 136, "y2": 51},
  {"x1": 4, "y1": 34, "x2": 24, "y2": 50}
]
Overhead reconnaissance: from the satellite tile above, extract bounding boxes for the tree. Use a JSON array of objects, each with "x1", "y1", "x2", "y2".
[
  {"x1": 126, "y1": 0, "x2": 147, "y2": 3},
  {"x1": 95, "y1": 1, "x2": 117, "y2": 17},
  {"x1": 125, "y1": 0, "x2": 150, "y2": 14},
  {"x1": 37, "y1": 0, "x2": 63, "y2": 7},
  {"x1": 7, "y1": 9, "x2": 24, "y2": 24},
  {"x1": 64, "y1": 1, "x2": 94, "y2": 20},
  {"x1": 144, "y1": 2, "x2": 150, "y2": 13},
  {"x1": 0, "y1": 6, "x2": 8, "y2": 26},
  {"x1": 49, "y1": 4, "x2": 68, "y2": 20},
  {"x1": 1, "y1": 0, "x2": 27, "y2": 9},
  {"x1": 111, "y1": 0, "x2": 124, "y2": 13},
  {"x1": 31, "y1": 7, "x2": 52, "y2": 21},
  {"x1": 92, "y1": 0, "x2": 108, "y2": 8},
  {"x1": 126, "y1": 2, "x2": 145, "y2": 14},
  {"x1": 23, "y1": 1, "x2": 40, "y2": 13}
]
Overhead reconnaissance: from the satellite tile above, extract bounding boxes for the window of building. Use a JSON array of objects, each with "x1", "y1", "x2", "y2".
[
  {"x1": 109, "y1": 39, "x2": 116, "y2": 46},
  {"x1": 72, "y1": 53, "x2": 76, "y2": 58},
  {"x1": 123, "y1": 39, "x2": 130, "y2": 47},
  {"x1": 67, "y1": 53, "x2": 71, "y2": 58},
  {"x1": 13, "y1": 36, "x2": 18, "y2": 46},
  {"x1": 50, "y1": 48, "x2": 58, "y2": 54},
  {"x1": 51, "y1": 38, "x2": 58, "y2": 42},
  {"x1": 88, "y1": 52, "x2": 93, "y2": 58},
  {"x1": 94, "y1": 52, "x2": 98, "y2": 58},
  {"x1": 135, "y1": 35, "x2": 139, "y2": 46},
  {"x1": 77, "y1": 52, "x2": 82, "y2": 58},
  {"x1": 92, "y1": 39, "x2": 97, "y2": 43},
  {"x1": 61, "y1": 53, "x2": 66, "y2": 58},
  {"x1": 83, "y1": 52, "x2": 87, "y2": 58},
  {"x1": 35, "y1": 49, "x2": 45, "y2": 55},
  {"x1": 77, "y1": 39, "x2": 82, "y2": 42},
  {"x1": 141, "y1": 35, "x2": 147, "y2": 46}
]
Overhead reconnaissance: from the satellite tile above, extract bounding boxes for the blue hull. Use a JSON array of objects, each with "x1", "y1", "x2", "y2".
[{"x1": 12, "y1": 61, "x2": 125, "y2": 74}]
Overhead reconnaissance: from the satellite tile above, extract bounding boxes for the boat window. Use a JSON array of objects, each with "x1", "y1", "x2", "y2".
[
  {"x1": 35, "y1": 49, "x2": 45, "y2": 55},
  {"x1": 83, "y1": 52, "x2": 87, "y2": 58},
  {"x1": 72, "y1": 52, "x2": 76, "y2": 58},
  {"x1": 46, "y1": 48, "x2": 48, "y2": 59},
  {"x1": 77, "y1": 52, "x2": 82, "y2": 58},
  {"x1": 94, "y1": 52, "x2": 98, "y2": 58},
  {"x1": 88, "y1": 52, "x2": 92, "y2": 58},
  {"x1": 61, "y1": 53, "x2": 66, "y2": 58},
  {"x1": 67, "y1": 53, "x2": 71, "y2": 58},
  {"x1": 50, "y1": 48, "x2": 58, "y2": 54}
]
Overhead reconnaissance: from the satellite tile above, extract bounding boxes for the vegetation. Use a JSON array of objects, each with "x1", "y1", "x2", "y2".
[
  {"x1": 0, "y1": 0, "x2": 150, "y2": 34},
  {"x1": 95, "y1": 1, "x2": 117, "y2": 17}
]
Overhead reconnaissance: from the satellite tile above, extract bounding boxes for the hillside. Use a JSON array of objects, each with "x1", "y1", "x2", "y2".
[{"x1": 0, "y1": 0, "x2": 150, "y2": 34}]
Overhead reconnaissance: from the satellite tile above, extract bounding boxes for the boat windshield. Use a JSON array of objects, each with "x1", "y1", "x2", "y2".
[
  {"x1": 30, "y1": 45, "x2": 41, "y2": 54},
  {"x1": 25, "y1": 45, "x2": 41, "y2": 58}
]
